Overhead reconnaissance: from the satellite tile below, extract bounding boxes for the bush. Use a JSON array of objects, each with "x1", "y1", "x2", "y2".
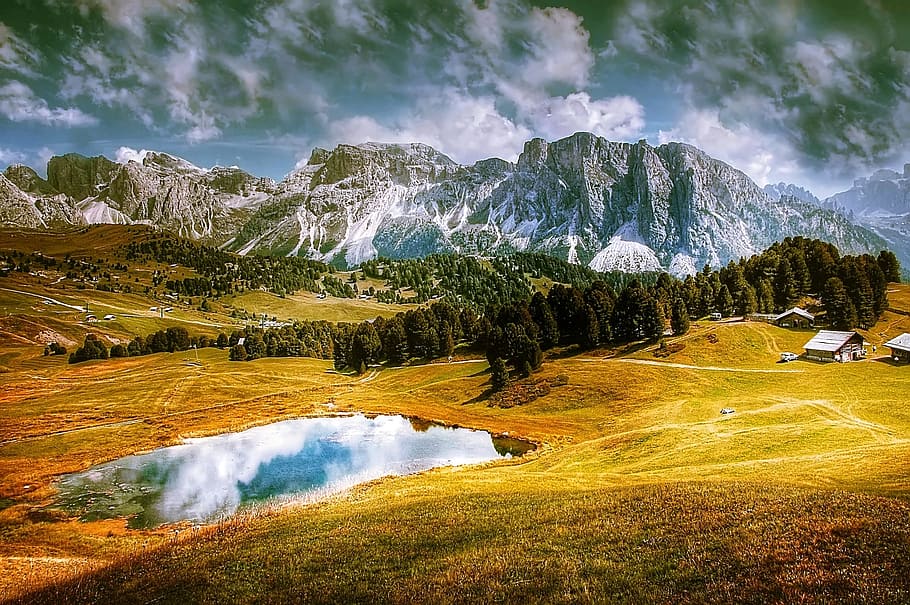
[{"x1": 69, "y1": 334, "x2": 108, "y2": 364}]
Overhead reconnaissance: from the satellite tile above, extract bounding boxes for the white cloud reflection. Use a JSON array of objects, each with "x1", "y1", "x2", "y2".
[{"x1": 64, "y1": 415, "x2": 503, "y2": 526}]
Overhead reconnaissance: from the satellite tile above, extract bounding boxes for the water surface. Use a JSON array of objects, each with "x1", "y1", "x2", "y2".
[{"x1": 55, "y1": 414, "x2": 528, "y2": 528}]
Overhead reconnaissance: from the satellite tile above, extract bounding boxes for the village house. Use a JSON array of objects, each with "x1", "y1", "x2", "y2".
[
  {"x1": 883, "y1": 333, "x2": 910, "y2": 363},
  {"x1": 803, "y1": 330, "x2": 866, "y2": 362},
  {"x1": 775, "y1": 307, "x2": 814, "y2": 329}
]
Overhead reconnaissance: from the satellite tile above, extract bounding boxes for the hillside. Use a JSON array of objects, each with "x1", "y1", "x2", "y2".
[{"x1": 1, "y1": 259, "x2": 908, "y2": 602}]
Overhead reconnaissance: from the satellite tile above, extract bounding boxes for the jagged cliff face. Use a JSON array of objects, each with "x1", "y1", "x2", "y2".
[
  {"x1": 0, "y1": 134, "x2": 891, "y2": 274},
  {"x1": 228, "y1": 134, "x2": 887, "y2": 274},
  {"x1": 0, "y1": 153, "x2": 276, "y2": 242},
  {"x1": 822, "y1": 164, "x2": 910, "y2": 271},
  {"x1": 825, "y1": 165, "x2": 910, "y2": 218}
]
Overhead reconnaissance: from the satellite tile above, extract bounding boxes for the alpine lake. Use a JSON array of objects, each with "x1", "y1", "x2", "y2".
[{"x1": 53, "y1": 414, "x2": 533, "y2": 529}]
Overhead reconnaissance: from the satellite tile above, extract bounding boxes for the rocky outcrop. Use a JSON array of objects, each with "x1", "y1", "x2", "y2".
[
  {"x1": 0, "y1": 173, "x2": 82, "y2": 229},
  {"x1": 825, "y1": 165, "x2": 910, "y2": 217},
  {"x1": 228, "y1": 134, "x2": 889, "y2": 274},
  {"x1": 3, "y1": 164, "x2": 57, "y2": 195},
  {"x1": 0, "y1": 136, "x2": 893, "y2": 274},
  {"x1": 47, "y1": 153, "x2": 119, "y2": 201}
]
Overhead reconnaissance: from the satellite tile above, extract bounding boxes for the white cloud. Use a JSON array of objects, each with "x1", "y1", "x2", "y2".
[
  {"x1": 114, "y1": 146, "x2": 150, "y2": 164},
  {"x1": 520, "y1": 7, "x2": 594, "y2": 90},
  {"x1": 36, "y1": 147, "x2": 56, "y2": 170},
  {"x1": 0, "y1": 22, "x2": 41, "y2": 76},
  {"x1": 658, "y1": 108, "x2": 801, "y2": 189},
  {"x1": 529, "y1": 93, "x2": 645, "y2": 142},
  {"x1": 72, "y1": 0, "x2": 191, "y2": 36},
  {"x1": 0, "y1": 81, "x2": 98, "y2": 127},
  {"x1": 326, "y1": 90, "x2": 533, "y2": 165},
  {"x1": 460, "y1": 2, "x2": 595, "y2": 102},
  {"x1": 0, "y1": 147, "x2": 28, "y2": 166}
]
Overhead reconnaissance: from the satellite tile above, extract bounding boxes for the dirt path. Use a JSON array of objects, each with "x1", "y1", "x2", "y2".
[
  {"x1": 0, "y1": 287, "x2": 85, "y2": 311},
  {"x1": 0, "y1": 419, "x2": 144, "y2": 447},
  {"x1": 588, "y1": 357, "x2": 803, "y2": 373}
]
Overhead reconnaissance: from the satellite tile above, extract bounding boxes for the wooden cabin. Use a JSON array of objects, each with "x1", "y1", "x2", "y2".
[
  {"x1": 775, "y1": 307, "x2": 814, "y2": 329},
  {"x1": 884, "y1": 333, "x2": 910, "y2": 363},
  {"x1": 803, "y1": 330, "x2": 865, "y2": 362}
]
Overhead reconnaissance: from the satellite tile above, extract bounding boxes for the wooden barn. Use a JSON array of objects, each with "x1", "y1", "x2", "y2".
[
  {"x1": 803, "y1": 330, "x2": 865, "y2": 362},
  {"x1": 884, "y1": 333, "x2": 910, "y2": 363},
  {"x1": 775, "y1": 307, "x2": 814, "y2": 328}
]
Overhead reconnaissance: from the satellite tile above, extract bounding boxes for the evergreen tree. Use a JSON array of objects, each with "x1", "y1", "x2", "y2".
[
  {"x1": 580, "y1": 304, "x2": 600, "y2": 349},
  {"x1": 757, "y1": 279, "x2": 775, "y2": 313},
  {"x1": 822, "y1": 277, "x2": 857, "y2": 330},
  {"x1": 774, "y1": 258, "x2": 798, "y2": 310},
  {"x1": 715, "y1": 284, "x2": 735, "y2": 317},
  {"x1": 877, "y1": 250, "x2": 901, "y2": 283},
  {"x1": 736, "y1": 283, "x2": 758, "y2": 316},
  {"x1": 671, "y1": 297, "x2": 690, "y2": 335},
  {"x1": 380, "y1": 317, "x2": 409, "y2": 365},
  {"x1": 529, "y1": 292, "x2": 560, "y2": 350},
  {"x1": 229, "y1": 343, "x2": 248, "y2": 361},
  {"x1": 490, "y1": 357, "x2": 509, "y2": 391}
]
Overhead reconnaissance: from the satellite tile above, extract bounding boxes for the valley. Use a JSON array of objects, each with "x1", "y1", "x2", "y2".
[{"x1": 0, "y1": 226, "x2": 907, "y2": 603}]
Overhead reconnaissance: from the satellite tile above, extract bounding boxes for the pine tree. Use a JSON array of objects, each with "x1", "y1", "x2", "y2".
[
  {"x1": 671, "y1": 298, "x2": 690, "y2": 335},
  {"x1": 877, "y1": 250, "x2": 901, "y2": 283},
  {"x1": 774, "y1": 258, "x2": 798, "y2": 311},
  {"x1": 823, "y1": 277, "x2": 857, "y2": 330},
  {"x1": 490, "y1": 357, "x2": 509, "y2": 391},
  {"x1": 715, "y1": 284, "x2": 734, "y2": 317}
]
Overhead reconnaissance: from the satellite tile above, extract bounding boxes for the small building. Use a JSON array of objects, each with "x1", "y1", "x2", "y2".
[
  {"x1": 775, "y1": 307, "x2": 814, "y2": 329},
  {"x1": 85, "y1": 314, "x2": 98, "y2": 323},
  {"x1": 803, "y1": 330, "x2": 865, "y2": 362},
  {"x1": 103, "y1": 314, "x2": 115, "y2": 321},
  {"x1": 709, "y1": 312, "x2": 722, "y2": 321},
  {"x1": 883, "y1": 333, "x2": 910, "y2": 363}
]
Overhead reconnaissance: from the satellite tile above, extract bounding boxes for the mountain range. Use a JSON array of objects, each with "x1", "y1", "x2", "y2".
[{"x1": 0, "y1": 132, "x2": 897, "y2": 276}]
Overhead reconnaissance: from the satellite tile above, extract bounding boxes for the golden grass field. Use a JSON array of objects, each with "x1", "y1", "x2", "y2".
[{"x1": 0, "y1": 231, "x2": 908, "y2": 602}]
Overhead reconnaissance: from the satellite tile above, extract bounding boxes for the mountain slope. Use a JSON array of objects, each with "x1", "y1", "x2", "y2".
[
  {"x1": 228, "y1": 134, "x2": 888, "y2": 275},
  {"x1": 821, "y1": 164, "x2": 910, "y2": 272},
  {"x1": 0, "y1": 135, "x2": 892, "y2": 275}
]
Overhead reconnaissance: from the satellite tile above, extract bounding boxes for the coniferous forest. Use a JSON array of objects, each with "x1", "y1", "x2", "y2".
[{"x1": 69, "y1": 237, "x2": 899, "y2": 392}]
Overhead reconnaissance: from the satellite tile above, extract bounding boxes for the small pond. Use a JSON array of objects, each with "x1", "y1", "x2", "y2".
[{"x1": 54, "y1": 414, "x2": 532, "y2": 528}]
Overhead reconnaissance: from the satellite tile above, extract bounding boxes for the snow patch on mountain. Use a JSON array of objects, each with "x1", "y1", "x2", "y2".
[
  {"x1": 669, "y1": 253, "x2": 698, "y2": 277},
  {"x1": 79, "y1": 199, "x2": 131, "y2": 224},
  {"x1": 588, "y1": 222, "x2": 662, "y2": 273}
]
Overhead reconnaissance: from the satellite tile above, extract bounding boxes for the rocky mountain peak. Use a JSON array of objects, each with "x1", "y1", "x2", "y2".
[
  {"x1": 307, "y1": 147, "x2": 332, "y2": 166},
  {"x1": 517, "y1": 137, "x2": 549, "y2": 171},
  {"x1": 47, "y1": 153, "x2": 119, "y2": 201},
  {"x1": 141, "y1": 151, "x2": 205, "y2": 174},
  {"x1": 3, "y1": 164, "x2": 56, "y2": 195}
]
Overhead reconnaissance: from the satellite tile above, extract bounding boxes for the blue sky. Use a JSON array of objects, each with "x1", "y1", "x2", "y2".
[{"x1": 1, "y1": 0, "x2": 908, "y2": 197}]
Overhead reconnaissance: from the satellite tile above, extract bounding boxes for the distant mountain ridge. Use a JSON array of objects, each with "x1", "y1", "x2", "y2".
[{"x1": 0, "y1": 133, "x2": 893, "y2": 275}]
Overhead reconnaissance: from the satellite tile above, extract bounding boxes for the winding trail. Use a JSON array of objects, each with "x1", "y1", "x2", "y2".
[
  {"x1": 585, "y1": 357, "x2": 803, "y2": 374},
  {"x1": 0, "y1": 287, "x2": 85, "y2": 311}
]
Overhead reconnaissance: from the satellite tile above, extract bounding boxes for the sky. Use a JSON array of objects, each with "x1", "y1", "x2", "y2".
[{"x1": 0, "y1": 0, "x2": 908, "y2": 198}]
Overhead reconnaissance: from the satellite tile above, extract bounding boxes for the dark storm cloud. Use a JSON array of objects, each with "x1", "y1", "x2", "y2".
[
  {"x1": 605, "y1": 0, "x2": 910, "y2": 175},
  {"x1": 0, "y1": 0, "x2": 906, "y2": 192}
]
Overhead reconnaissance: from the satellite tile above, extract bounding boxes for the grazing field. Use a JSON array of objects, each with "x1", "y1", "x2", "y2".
[
  {"x1": 224, "y1": 290, "x2": 412, "y2": 323},
  {"x1": 1, "y1": 280, "x2": 908, "y2": 603}
]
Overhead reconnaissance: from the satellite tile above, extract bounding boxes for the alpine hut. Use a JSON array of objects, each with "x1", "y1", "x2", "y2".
[
  {"x1": 883, "y1": 333, "x2": 910, "y2": 363},
  {"x1": 775, "y1": 307, "x2": 814, "y2": 328},
  {"x1": 803, "y1": 330, "x2": 865, "y2": 362}
]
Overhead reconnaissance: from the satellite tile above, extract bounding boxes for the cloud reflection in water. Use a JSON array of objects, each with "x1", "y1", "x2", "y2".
[{"x1": 57, "y1": 415, "x2": 507, "y2": 527}]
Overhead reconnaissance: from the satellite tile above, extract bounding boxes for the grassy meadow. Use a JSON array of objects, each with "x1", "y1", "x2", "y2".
[{"x1": 0, "y1": 253, "x2": 909, "y2": 603}]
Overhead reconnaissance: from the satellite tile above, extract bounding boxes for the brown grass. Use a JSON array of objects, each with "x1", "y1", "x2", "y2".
[{"x1": 0, "y1": 276, "x2": 908, "y2": 603}]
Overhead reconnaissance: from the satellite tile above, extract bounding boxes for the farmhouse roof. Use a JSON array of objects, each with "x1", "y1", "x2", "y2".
[
  {"x1": 803, "y1": 330, "x2": 859, "y2": 352},
  {"x1": 775, "y1": 307, "x2": 814, "y2": 321},
  {"x1": 884, "y1": 333, "x2": 910, "y2": 353}
]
